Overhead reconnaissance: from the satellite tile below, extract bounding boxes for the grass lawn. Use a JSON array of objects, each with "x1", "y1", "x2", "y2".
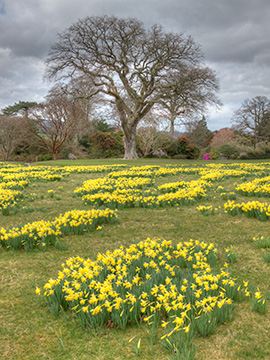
[{"x1": 0, "y1": 159, "x2": 269, "y2": 360}]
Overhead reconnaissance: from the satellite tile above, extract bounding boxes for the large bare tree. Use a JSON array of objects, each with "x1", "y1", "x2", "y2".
[
  {"x1": 233, "y1": 96, "x2": 270, "y2": 147},
  {"x1": 27, "y1": 97, "x2": 85, "y2": 159},
  {"x1": 45, "y1": 15, "x2": 219, "y2": 159}
]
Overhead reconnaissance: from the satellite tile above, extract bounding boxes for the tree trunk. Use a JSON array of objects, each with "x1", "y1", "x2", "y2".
[
  {"x1": 169, "y1": 115, "x2": 176, "y2": 137},
  {"x1": 123, "y1": 126, "x2": 138, "y2": 160}
]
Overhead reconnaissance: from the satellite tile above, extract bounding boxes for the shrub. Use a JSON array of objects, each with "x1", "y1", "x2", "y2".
[
  {"x1": 210, "y1": 148, "x2": 220, "y2": 160},
  {"x1": 203, "y1": 153, "x2": 211, "y2": 160},
  {"x1": 187, "y1": 144, "x2": 200, "y2": 159},
  {"x1": 88, "y1": 131, "x2": 124, "y2": 158},
  {"x1": 246, "y1": 149, "x2": 267, "y2": 159},
  {"x1": 37, "y1": 153, "x2": 54, "y2": 161},
  {"x1": 172, "y1": 154, "x2": 187, "y2": 159},
  {"x1": 167, "y1": 136, "x2": 191, "y2": 158},
  {"x1": 238, "y1": 146, "x2": 270, "y2": 160},
  {"x1": 239, "y1": 152, "x2": 249, "y2": 160},
  {"x1": 218, "y1": 144, "x2": 239, "y2": 159}
]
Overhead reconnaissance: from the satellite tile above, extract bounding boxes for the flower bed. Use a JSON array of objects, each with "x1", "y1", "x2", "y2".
[
  {"x1": 224, "y1": 200, "x2": 270, "y2": 221},
  {"x1": 0, "y1": 208, "x2": 118, "y2": 250},
  {"x1": 39, "y1": 238, "x2": 250, "y2": 358}
]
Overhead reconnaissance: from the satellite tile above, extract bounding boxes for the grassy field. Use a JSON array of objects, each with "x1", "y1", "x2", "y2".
[{"x1": 1, "y1": 159, "x2": 270, "y2": 360}]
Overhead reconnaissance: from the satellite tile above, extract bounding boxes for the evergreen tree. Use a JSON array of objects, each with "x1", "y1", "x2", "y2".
[
  {"x1": 184, "y1": 116, "x2": 213, "y2": 148},
  {"x1": 2, "y1": 101, "x2": 37, "y2": 116}
]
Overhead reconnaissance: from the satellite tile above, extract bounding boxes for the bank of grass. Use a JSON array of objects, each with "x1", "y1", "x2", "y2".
[{"x1": 1, "y1": 159, "x2": 270, "y2": 360}]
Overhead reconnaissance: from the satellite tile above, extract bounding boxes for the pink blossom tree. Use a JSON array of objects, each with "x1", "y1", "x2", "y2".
[{"x1": 210, "y1": 128, "x2": 234, "y2": 147}]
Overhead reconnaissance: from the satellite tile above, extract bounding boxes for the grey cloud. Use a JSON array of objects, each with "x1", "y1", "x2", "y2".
[{"x1": 0, "y1": 0, "x2": 5, "y2": 14}]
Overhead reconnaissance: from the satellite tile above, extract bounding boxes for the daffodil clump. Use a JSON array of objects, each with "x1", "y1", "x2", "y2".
[
  {"x1": 0, "y1": 165, "x2": 65, "y2": 214},
  {"x1": 74, "y1": 176, "x2": 154, "y2": 196},
  {"x1": 0, "y1": 168, "x2": 63, "y2": 182},
  {"x1": 106, "y1": 165, "x2": 199, "y2": 179},
  {"x1": 196, "y1": 205, "x2": 218, "y2": 216},
  {"x1": 199, "y1": 169, "x2": 248, "y2": 182},
  {"x1": 219, "y1": 192, "x2": 236, "y2": 200},
  {"x1": 252, "y1": 236, "x2": 270, "y2": 264},
  {"x1": 157, "y1": 180, "x2": 211, "y2": 193},
  {"x1": 252, "y1": 290, "x2": 267, "y2": 314},
  {"x1": 224, "y1": 246, "x2": 238, "y2": 263},
  {"x1": 0, "y1": 179, "x2": 29, "y2": 190},
  {"x1": 252, "y1": 235, "x2": 270, "y2": 249},
  {"x1": 106, "y1": 167, "x2": 160, "y2": 179},
  {"x1": 77, "y1": 177, "x2": 209, "y2": 210},
  {"x1": 235, "y1": 176, "x2": 270, "y2": 197},
  {"x1": 39, "y1": 238, "x2": 250, "y2": 358},
  {"x1": 224, "y1": 200, "x2": 270, "y2": 221},
  {"x1": 0, "y1": 208, "x2": 117, "y2": 251},
  {"x1": 63, "y1": 164, "x2": 127, "y2": 174},
  {"x1": 0, "y1": 188, "x2": 22, "y2": 215}
]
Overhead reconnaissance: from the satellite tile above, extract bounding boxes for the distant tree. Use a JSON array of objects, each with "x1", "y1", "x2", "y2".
[
  {"x1": 0, "y1": 116, "x2": 26, "y2": 161},
  {"x1": 92, "y1": 119, "x2": 115, "y2": 133},
  {"x1": 137, "y1": 126, "x2": 167, "y2": 158},
  {"x1": 159, "y1": 66, "x2": 221, "y2": 137},
  {"x1": 260, "y1": 110, "x2": 270, "y2": 143},
  {"x1": 27, "y1": 97, "x2": 85, "y2": 159},
  {"x1": 45, "y1": 15, "x2": 220, "y2": 159},
  {"x1": 184, "y1": 116, "x2": 213, "y2": 148},
  {"x1": 233, "y1": 96, "x2": 270, "y2": 147},
  {"x1": 210, "y1": 128, "x2": 235, "y2": 148},
  {"x1": 1, "y1": 101, "x2": 37, "y2": 116},
  {"x1": 47, "y1": 76, "x2": 104, "y2": 135}
]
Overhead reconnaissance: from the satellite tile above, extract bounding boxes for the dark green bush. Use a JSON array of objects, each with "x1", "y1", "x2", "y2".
[
  {"x1": 246, "y1": 149, "x2": 266, "y2": 159},
  {"x1": 187, "y1": 144, "x2": 200, "y2": 159},
  {"x1": 167, "y1": 136, "x2": 190, "y2": 157},
  {"x1": 238, "y1": 145, "x2": 270, "y2": 160},
  {"x1": 238, "y1": 152, "x2": 249, "y2": 160},
  {"x1": 218, "y1": 144, "x2": 240, "y2": 159},
  {"x1": 37, "y1": 153, "x2": 54, "y2": 161}
]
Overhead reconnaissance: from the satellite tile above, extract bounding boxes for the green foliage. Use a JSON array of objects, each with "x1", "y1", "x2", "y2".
[
  {"x1": 167, "y1": 136, "x2": 190, "y2": 158},
  {"x1": 252, "y1": 291, "x2": 267, "y2": 314},
  {"x1": 210, "y1": 148, "x2": 220, "y2": 160},
  {"x1": 92, "y1": 118, "x2": 115, "y2": 133},
  {"x1": 238, "y1": 144, "x2": 270, "y2": 160},
  {"x1": 37, "y1": 153, "x2": 54, "y2": 161},
  {"x1": 246, "y1": 147, "x2": 270, "y2": 159},
  {"x1": 262, "y1": 250, "x2": 270, "y2": 264},
  {"x1": 184, "y1": 116, "x2": 213, "y2": 149},
  {"x1": 78, "y1": 135, "x2": 91, "y2": 150},
  {"x1": 218, "y1": 144, "x2": 240, "y2": 159},
  {"x1": 166, "y1": 136, "x2": 200, "y2": 160},
  {"x1": 2, "y1": 101, "x2": 37, "y2": 115},
  {"x1": 187, "y1": 144, "x2": 200, "y2": 159},
  {"x1": 224, "y1": 246, "x2": 238, "y2": 263}
]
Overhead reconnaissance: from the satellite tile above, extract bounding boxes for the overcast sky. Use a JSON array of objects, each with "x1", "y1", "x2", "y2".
[{"x1": 0, "y1": 0, "x2": 270, "y2": 130}]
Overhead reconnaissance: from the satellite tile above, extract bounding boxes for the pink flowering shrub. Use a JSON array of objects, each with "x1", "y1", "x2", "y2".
[{"x1": 203, "y1": 153, "x2": 211, "y2": 160}]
